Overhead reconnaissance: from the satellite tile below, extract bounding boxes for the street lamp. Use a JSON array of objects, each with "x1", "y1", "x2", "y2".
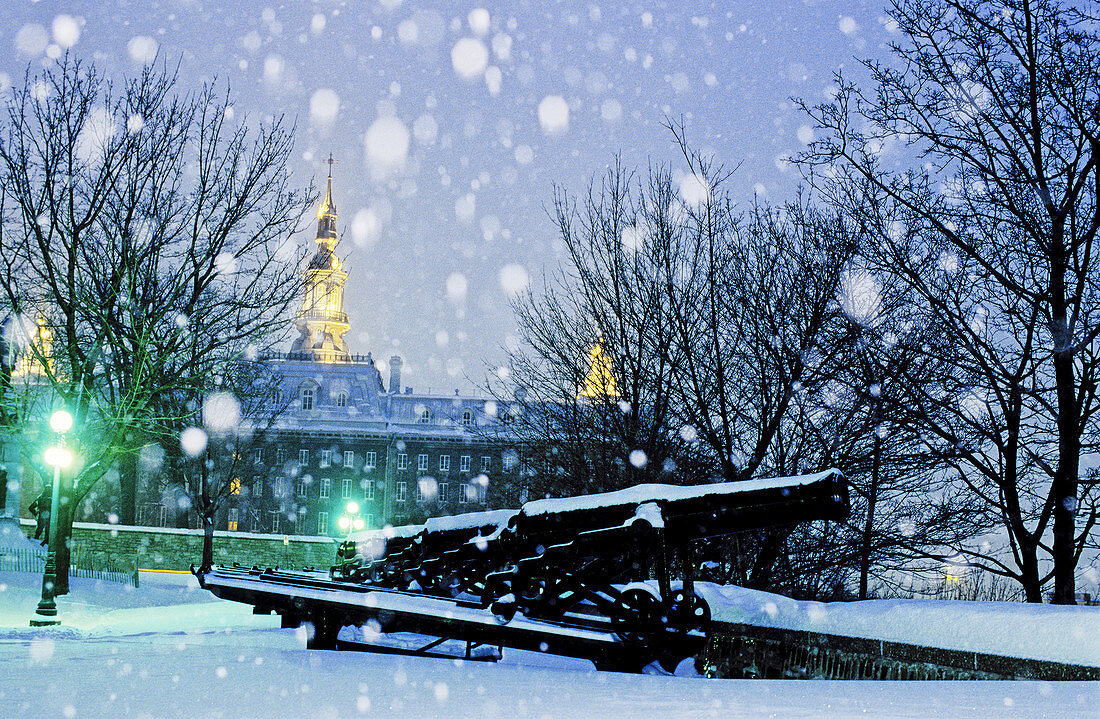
[
  {"x1": 338, "y1": 500, "x2": 365, "y2": 537},
  {"x1": 30, "y1": 409, "x2": 73, "y2": 627}
]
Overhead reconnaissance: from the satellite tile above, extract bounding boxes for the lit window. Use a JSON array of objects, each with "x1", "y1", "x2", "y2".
[
  {"x1": 396, "y1": 481, "x2": 407, "y2": 502},
  {"x1": 481, "y1": 456, "x2": 492, "y2": 472},
  {"x1": 462, "y1": 409, "x2": 473, "y2": 426},
  {"x1": 439, "y1": 455, "x2": 450, "y2": 472},
  {"x1": 301, "y1": 386, "x2": 314, "y2": 411},
  {"x1": 229, "y1": 478, "x2": 241, "y2": 495},
  {"x1": 319, "y1": 478, "x2": 331, "y2": 499},
  {"x1": 228, "y1": 508, "x2": 238, "y2": 531},
  {"x1": 335, "y1": 391, "x2": 348, "y2": 408},
  {"x1": 343, "y1": 450, "x2": 354, "y2": 467},
  {"x1": 418, "y1": 407, "x2": 432, "y2": 424},
  {"x1": 299, "y1": 449, "x2": 309, "y2": 466},
  {"x1": 365, "y1": 451, "x2": 377, "y2": 469},
  {"x1": 317, "y1": 512, "x2": 329, "y2": 535},
  {"x1": 320, "y1": 449, "x2": 331, "y2": 468},
  {"x1": 342, "y1": 478, "x2": 352, "y2": 498},
  {"x1": 439, "y1": 483, "x2": 449, "y2": 502},
  {"x1": 397, "y1": 453, "x2": 408, "y2": 470},
  {"x1": 460, "y1": 455, "x2": 471, "y2": 473},
  {"x1": 417, "y1": 453, "x2": 429, "y2": 471}
]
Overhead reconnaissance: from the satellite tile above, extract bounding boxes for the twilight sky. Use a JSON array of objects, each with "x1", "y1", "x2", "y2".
[{"x1": 0, "y1": 0, "x2": 899, "y2": 394}]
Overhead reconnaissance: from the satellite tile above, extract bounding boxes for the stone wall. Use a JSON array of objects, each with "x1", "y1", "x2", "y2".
[
  {"x1": 701, "y1": 621, "x2": 1100, "y2": 681},
  {"x1": 20, "y1": 519, "x2": 336, "y2": 573}
]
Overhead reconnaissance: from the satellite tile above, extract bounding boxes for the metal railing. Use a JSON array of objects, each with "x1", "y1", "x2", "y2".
[
  {"x1": 258, "y1": 350, "x2": 377, "y2": 365},
  {"x1": 0, "y1": 545, "x2": 138, "y2": 587},
  {"x1": 294, "y1": 310, "x2": 349, "y2": 324}
]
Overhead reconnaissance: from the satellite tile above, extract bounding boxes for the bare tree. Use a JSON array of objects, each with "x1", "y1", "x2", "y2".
[
  {"x1": 155, "y1": 360, "x2": 289, "y2": 571},
  {"x1": 500, "y1": 159, "x2": 690, "y2": 502},
  {"x1": 0, "y1": 57, "x2": 309, "y2": 592},
  {"x1": 800, "y1": 0, "x2": 1100, "y2": 602},
  {"x1": 502, "y1": 137, "x2": 968, "y2": 598}
]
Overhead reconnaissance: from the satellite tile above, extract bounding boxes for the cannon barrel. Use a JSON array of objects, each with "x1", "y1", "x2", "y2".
[
  {"x1": 337, "y1": 469, "x2": 847, "y2": 577},
  {"x1": 514, "y1": 468, "x2": 848, "y2": 545}
]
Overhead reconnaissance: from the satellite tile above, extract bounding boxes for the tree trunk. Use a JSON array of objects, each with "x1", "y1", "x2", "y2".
[
  {"x1": 1003, "y1": 484, "x2": 1043, "y2": 602},
  {"x1": 858, "y1": 432, "x2": 881, "y2": 600},
  {"x1": 746, "y1": 527, "x2": 790, "y2": 590},
  {"x1": 201, "y1": 513, "x2": 215, "y2": 572},
  {"x1": 1020, "y1": 550, "x2": 1044, "y2": 604},
  {"x1": 117, "y1": 451, "x2": 138, "y2": 526},
  {"x1": 1052, "y1": 349, "x2": 1079, "y2": 604}
]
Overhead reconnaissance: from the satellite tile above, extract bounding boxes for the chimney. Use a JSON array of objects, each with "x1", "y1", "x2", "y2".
[{"x1": 389, "y1": 355, "x2": 403, "y2": 394}]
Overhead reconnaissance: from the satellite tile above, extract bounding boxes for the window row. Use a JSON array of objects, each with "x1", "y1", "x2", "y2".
[
  {"x1": 297, "y1": 386, "x2": 350, "y2": 411},
  {"x1": 294, "y1": 449, "x2": 377, "y2": 469},
  {"x1": 228, "y1": 458, "x2": 497, "y2": 503},
  {"x1": 293, "y1": 478, "x2": 377, "y2": 500},
  {"x1": 246, "y1": 448, "x2": 504, "y2": 473},
  {"x1": 393, "y1": 480, "x2": 485, "y2": 504},
  {"x1": 293, "y1": 389, "x2": 501, "y2": 428},
  {"x1": 396, "y1": 453, "x2": 490, "y2": 473},
  {"x1": 417, "y1": 408, "x2": 478, "y2": 425}
]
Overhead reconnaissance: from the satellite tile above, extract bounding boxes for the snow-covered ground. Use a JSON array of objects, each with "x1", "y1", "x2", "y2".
[{"x1": 1, "y1": 571, "x2": 1097, "y2": 719}]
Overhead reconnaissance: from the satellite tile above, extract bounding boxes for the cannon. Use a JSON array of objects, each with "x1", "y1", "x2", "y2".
[{"x1": 331, "y1": 468, "x2": 849, "y2": 656}]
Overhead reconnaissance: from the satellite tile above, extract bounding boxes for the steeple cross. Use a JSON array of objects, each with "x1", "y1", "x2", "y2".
[{"x1": 325, "y1": 152, "x2": 337, "y2": 178}]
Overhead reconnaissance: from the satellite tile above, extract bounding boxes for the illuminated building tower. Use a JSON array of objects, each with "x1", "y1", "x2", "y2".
[
  {"x1": 579, "y1": 338, "x2": 617, "y2": 400},
  {"x1": 8, "y1": 313, "x2": 53, "y2": 380},
  {"x1": 291, "y1": 154, "x2": 351, "y2": 363}
]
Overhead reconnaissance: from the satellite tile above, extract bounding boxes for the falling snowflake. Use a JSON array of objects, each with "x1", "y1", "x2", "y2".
[
  {"x1": 537, "y1": 95, "x2": 570, "y2": 134},
  {"x1": 451, "y1": 38, "x2": 489, "y2": 79}
]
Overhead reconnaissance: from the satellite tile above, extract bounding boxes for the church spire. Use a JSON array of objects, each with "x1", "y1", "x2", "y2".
[
  {"x1": 315, "y1": 153, "x2": 338, "y2": 248},
  {"x1": 292, "y1": 154, "x2": 351, "y2": 363}
]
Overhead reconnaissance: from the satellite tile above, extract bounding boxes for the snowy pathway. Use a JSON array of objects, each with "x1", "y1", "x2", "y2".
[{"x1": 1, "y1": 572, "x2": 1096, "y2": 719}]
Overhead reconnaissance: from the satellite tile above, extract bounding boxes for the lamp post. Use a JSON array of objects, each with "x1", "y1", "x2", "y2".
[
  {"x1": 337, "y1": 500, "x2": 365, "y2": 538},
  {"x1": 30, "y1": 409, "x2": 73, "y2": 627}
]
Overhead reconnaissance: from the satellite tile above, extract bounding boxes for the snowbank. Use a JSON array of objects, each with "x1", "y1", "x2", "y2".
[
  {"x1": 696, "y1": 582, "x2": 1100, "y2": 667},
  {"x1": 0, "y1": 569, "x2": 277, "y2": 639}
]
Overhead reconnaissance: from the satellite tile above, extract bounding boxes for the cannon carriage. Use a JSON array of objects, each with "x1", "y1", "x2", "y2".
[
  {"x1": 199, "y1": 469, "x2": 847, "y2": 672},
  {"x1": 330, "y1": 468, "x2": 849, "y2": 651}
]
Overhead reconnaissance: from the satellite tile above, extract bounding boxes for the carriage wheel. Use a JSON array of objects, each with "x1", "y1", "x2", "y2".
[
  {"x1": 668, "y1": 590, "x2": 710, "y2": 630},
  {"x1": 610, "y1": 588, "x2": 663, "y2": 643}
]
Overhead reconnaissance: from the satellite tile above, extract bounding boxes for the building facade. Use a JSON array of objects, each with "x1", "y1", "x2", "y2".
[{"x1": 194, "y1": 163, "x2": 518, "y2": 537}]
